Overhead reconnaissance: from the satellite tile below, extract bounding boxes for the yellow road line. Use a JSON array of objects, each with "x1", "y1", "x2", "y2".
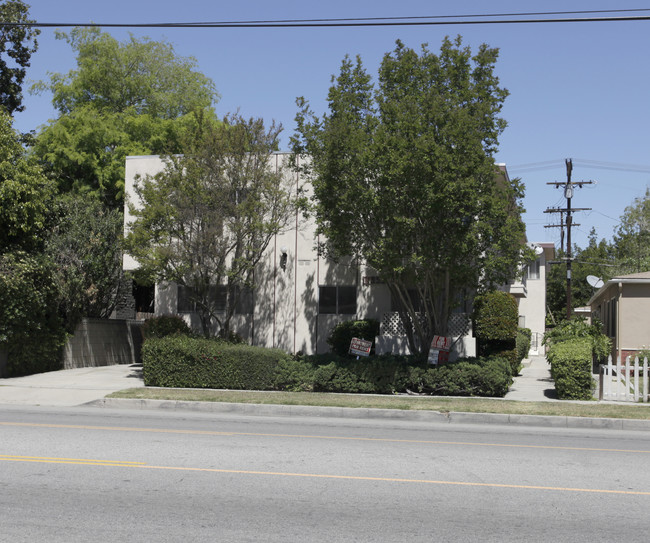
[
  {"x1": 1, "y1": 421, "x2": 649, "y2": 454},
  {"x1": 1, "y1": 454, "x2": 649, "y2": 496},
  {"x1": 0, "y1": 454, "x2": 146, "y2": 466}
]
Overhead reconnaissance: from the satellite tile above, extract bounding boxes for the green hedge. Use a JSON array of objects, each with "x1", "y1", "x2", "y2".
[
  {"x1": 275, "y1": 354, "x2": 512, "y2": 397},
  {"x1": 142, "y1": 336, "x2": 291, "y2": 389},
  {"x1": 408, "y1": 358, "x2": 512, "y2": 397},
  {"x1": 516, "y1": 328, "x2": 532, "y2": 362},
  {"x1": 142, "y1": 337, "x2": 513, "y2": 397},
  {"x1": 547, "y1": 338, "x2": 594, "y2": 400}
]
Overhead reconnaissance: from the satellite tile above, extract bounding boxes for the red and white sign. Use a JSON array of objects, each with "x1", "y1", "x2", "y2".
[
  {"x1": 431, "y1": 335, "x2": 451, "y2": 351},
  {"x1": 349, "y1": 337, "x2": 372, "y2": 357},
  {"x1": 428, "y1": 335, "x2": 451, "y2": 365}
]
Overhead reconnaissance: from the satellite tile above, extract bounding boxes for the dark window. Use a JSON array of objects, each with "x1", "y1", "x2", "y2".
[
  {"x1": 319, "y1": 286, "x2": 356, "y2": 315},
  {"x1": 177, "y1": 285, "x2": 196, "y2": 313},
  {"x1": 178, "y1": 284, "x2": 252, "y2": 314},
  {"x1": 234, "y1": 287, "x2": 254, "y2": 315},
  {"x1": 318, "y1": 286, "x2": 338, "y2": 314},
  {"x1": 337, "y1": 286, "x2": 357, "y2": 314},
  {"x1": 133, "y1": 283, "x2": 154, "y2": 313}
]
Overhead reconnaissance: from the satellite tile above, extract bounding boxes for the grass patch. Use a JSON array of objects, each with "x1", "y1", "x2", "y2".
[{"x1": 107, "y1": 388, "x2": 650, "y2": 420}]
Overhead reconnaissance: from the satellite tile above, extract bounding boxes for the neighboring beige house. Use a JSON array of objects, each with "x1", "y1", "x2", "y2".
[
  {"x1": 588, "y1": 271, "x2": 650, "y2": 362},
  {"x1": 123, "y1": 154, "x2": 547, "y2": 357}
]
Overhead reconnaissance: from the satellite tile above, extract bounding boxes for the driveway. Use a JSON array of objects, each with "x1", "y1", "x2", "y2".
[{"x1": 0, "y1": 364, "x2": 144, "y2": 406}]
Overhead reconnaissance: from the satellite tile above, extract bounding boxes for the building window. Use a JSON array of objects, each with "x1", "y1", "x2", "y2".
[
  {"x1": 318, "y1": 286, "x2": 357, "y2": 315},
  {"x1": 178, "y1": 284, "x2": 253, "y2": 314},
  {"x1": 526, "y1": 259, "x2": 540, "y2": 280}
]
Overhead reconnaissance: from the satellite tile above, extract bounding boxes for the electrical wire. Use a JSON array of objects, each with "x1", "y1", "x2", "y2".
[{"x1": 3, "y1": 9, "x2": 650, "y2": 29}]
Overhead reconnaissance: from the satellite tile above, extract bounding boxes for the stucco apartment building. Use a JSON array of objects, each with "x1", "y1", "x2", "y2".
[{"x1": 123, "y1": 154, "x2": 551, "y2": 357}]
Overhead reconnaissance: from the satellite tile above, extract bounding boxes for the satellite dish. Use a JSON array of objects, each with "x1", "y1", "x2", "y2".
[
  {"x1": 534, "y1": 245, "x2": 544, "y2": 256},
  {"x1": 586, "y1": 275, "x2": 604, "y2": 289}
]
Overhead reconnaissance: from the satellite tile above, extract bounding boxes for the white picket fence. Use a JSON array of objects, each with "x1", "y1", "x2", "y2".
[{"x1": 599, "y1": 355, "x2": 649, "y2": 402}]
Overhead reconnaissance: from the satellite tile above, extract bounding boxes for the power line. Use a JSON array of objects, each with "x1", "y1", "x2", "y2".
[{"x1": 4, "y1": 10, "x2": 650, "y2": 29}]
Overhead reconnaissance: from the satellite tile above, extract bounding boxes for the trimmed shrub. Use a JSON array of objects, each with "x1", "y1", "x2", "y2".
[
  {"x1": 547, "y1": 337, "x2": 594, "y2": 400},
  {"x1": 544, "y1": 318, "x2": 611, "y2": 363},
  {"x1": 275, "y1": 353, "x2": 511, "y2": 397},
  {"x1": 142, "y1": 315, "x2": 191, "y2": 339},
  {"x1": 326, "y1": 319, "x2": 380, "y2": 356},
  {"x1": 474, "y1": 291, "x2": 519, "y2": 375},
  {"x1": 516, "y1": 328, "x2": 532, "y2": 362},
  {"x1": 407, "y1": 357, "x2": 512, "y2": 397},
  {"x1": 142, "y1": 336, "x2": 290, "y2": 389},
  {"x1": 473, "y1": 291, "x2": 519, "y2": 342}
]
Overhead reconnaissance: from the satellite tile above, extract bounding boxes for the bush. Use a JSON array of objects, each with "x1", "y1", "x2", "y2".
[
  {"x1": 326, "y1": 319, "x2": 380, "y2": 356},
  {"x1": 274, "y1": 353, "x2": 511, "y2": 397},
  {"x1": 142, "y1": 337, "x2": 512, "y2": 398},
  {"x1": 142, "y1": 336, "x2": 290, "y2": 389},
  {"x1": 547, "y1": 337, "x2": 594, "y2": 400},
  {"x1": 142, "y1": 315, "x2": 191, "y2": 339},
  {"x1": 543, "y1": 317, "x2": 611, "y2": 362},
  {"x1": 473, "y1": 291, "x2": 519, "y2": 342},
  {"x1": 474, "y1": 291, "x2": 518, "y2": 376},
  {"x1": 0, "y1": 252, "x2": 66, "y2": 376},
  {"x1": 407, "y1": 357, "x2": 512, "y2": 397},
  {"x1": 516, "y1": 328, "x2": 531, "y2": 361}
]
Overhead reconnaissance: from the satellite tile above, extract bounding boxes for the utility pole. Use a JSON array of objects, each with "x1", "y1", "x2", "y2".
[{"x1": 545, "y1": 159, "x2": 593, "y2": 320}]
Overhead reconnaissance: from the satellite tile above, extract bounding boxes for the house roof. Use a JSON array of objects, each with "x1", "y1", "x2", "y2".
[
  {"x1": 587, "y1": 270, "x2": 650, "y2": 306},
  {"x1": 611, "y1": 271, "x2": 650, "y2": 281}
]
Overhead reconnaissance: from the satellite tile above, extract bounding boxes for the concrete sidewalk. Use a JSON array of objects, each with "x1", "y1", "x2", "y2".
[
  {"x1": 0, "y1": 364, "x2": 144, "y2": 406},
  {"x1": 504, "y1": 356, "x2": 557, "y2": 401}
]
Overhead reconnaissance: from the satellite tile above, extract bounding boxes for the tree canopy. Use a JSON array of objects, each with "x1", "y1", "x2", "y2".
[
  {"x1": 32, "y1": 28, "x2": 219, "y2": 206},
  {"x1": 292, "y1": 37, "x2": 527, "y2": 354},
  {"x1": 125, "y1": 114, "x2": 297, "y2": 338},
  {"x1": 613, "y1": 187, "x2": 650, "y2": 275},
  {"x1": 37, "y1": 27, "x2": 217, "y2": 117},
  {"x1": 0, "y1": 109, "x2": 54, "y2": 252},
  {"x1": 0, "y1": 0, "x2": 39, "y2": 115}
]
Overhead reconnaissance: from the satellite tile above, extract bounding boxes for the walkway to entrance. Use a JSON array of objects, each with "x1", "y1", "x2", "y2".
[{"x1": 505, "y1": 356, "x2": 557, "y2": 401}]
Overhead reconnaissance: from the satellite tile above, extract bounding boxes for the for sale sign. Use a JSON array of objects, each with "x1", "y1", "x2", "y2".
[
  {"x1": 349, "y1": 337, "x2": 372, "y2": 357},
  {"x1": 428, "y1": 335, "x2": 451, "y2": 365},
  {"x1": 431, "y1": 335, "x2": 451, "y2": 351}
]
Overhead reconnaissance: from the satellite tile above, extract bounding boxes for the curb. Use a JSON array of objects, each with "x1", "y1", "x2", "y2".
[{"x1": 88, "y1": 398, "x2": 650, "y2": 431}]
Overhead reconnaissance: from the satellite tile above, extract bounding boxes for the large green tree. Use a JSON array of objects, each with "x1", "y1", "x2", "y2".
[
  {"x1": 0, "y1": 109, "x2": 54, "y2": 252},
  {"x1": 0, "y1": 0, "x2": 39, "y2": 115},
  {"x1": 125, "y1": 114, "x2": 297, "y2": 338},
  {"x1": 32, "y1": 28, "x2": 218, "y2": 206},
  {"x1": 292, "y1": 37, "x2": 527, "y2": 355},
  {"x1": 45, "y1": 193, "x2": 125, "y2": 331},
  {"x1": 613, "y1": 187, "x2": 650, "y2": 274}
]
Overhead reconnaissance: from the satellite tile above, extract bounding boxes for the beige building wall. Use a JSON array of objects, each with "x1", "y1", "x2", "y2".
[
  {"x1": 124, "y1": 154, "x2": 526, "y2": 357},
  {"x1": 619, "y1": 284, "x2": 650, "y2": 354},
  {"x1": 589, "y1": 273, "x2": 650, "y2": 361}
]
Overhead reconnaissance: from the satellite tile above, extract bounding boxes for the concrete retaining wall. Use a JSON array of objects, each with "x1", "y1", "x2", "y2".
[{"x1": 63, "y1": 318, "x2": 144, "y2": 369}]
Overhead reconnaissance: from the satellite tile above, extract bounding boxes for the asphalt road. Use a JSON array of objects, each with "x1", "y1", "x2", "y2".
[{"x1": 2, "y1": 406, "x2": 650, "y2": 542}]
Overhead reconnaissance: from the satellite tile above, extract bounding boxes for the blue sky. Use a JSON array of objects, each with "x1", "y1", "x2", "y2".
[{"x1": 12, "y1": 1, "x2": 650, "y2": 250}]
